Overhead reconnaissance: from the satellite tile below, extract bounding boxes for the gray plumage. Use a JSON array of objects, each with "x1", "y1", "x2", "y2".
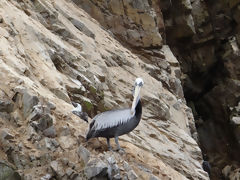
[
  {"x1": 91, "y1": 108, "x2": 134, "y2": 131},
  {"x1": 86, "y1": 78, "x2": 144, "y2": 151}
]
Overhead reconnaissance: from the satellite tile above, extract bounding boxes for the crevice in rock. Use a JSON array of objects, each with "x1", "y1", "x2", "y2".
[{"x1": 161, "y1": 0, "x2": 240, "y2": 178}]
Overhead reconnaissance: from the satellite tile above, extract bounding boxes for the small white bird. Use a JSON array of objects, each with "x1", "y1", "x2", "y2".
[{"x1": 72, "y1": 102, "x2": 88, "y2": 123}]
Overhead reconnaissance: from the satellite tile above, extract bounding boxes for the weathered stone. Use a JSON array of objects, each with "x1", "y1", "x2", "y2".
[
  {"x1": 36, "y1": 114, "x2": 53, "y2": 131},
  {"x1": 77, "y1": 145, "x2": 90, "y2": 164},
  {"x1": 27, "y1": 125, "x2": 41, "y2": 142},
  {"x1": 66, "y1": 168, "x2": 74, "y2": 177},
  {"x1": 123, "y1": 161, "x2": 131, "y2": 171},
  {"x1": 122, "y1": 174, "x2": 128, "y2": 180},
  {"x1": 113, "y1": 173, "x2": 121, "y2": 180},
  {"x1": 0, "y1": 0, "x2": 214, "y2": 179},
  {"x1": 46, "y1": 101, "x2": 56, "y2": 110},
  {"x1": 84, "y1": 159, "x2": 108, "y2": 179},
  {"x1": 105, "y1": 155, "x2": 120, "y2": 179},
  {"x1": 229, "y1": 168, "x2": 240, "y2": 180},
  {"x1": 0, "y1": 100, "x2": 14, "y2": 113},
  {"x1": 40, "y1": 174, "x2": 52, "y2": 180},
  {"x1": 0, "y1": 128, "x2": 14, "y2": 140},
  {"x1": 58, "y1": 136, "x2": 76, "y2": 149},
  {"x1": 74, "y1": 0, "x2": 163, "y2": 47},
  {"x1": 59, "y1": 126, "x2": 71, "y2": 136},
  {"x1": 0, "y1": 112, "x2": 11, "y2": 121},
  {"x1": 28, "y1": 105, "x2": 43, "y2": 122},
  {"x1": 72, "y1": 175, "x2": 82, "y2": 180},
  {"x1": 127, "y1": 170, "x2": 138, "y2": 180},
  {"x1": 50, "y1": 160, "x2": 65, "y2": 177},
  {"x1": 149, "y1": 174, "x2": 160, "y2": 180},
  {"x1": 231, "y1": 116, "x2": 240, "y2": 125},
  {"x1": 222, "y1": 165, "x2": 232, "y2": 178},
  {"x1": 173, "y1": 102, "x2": 181, "y2": 110},
  {"x1": 43, "y1": 137, "x2": 59, "y2": 151},
  {"x1": 158, "y1": 100, "x2": 171, "y2": 120},
  {"x1": 43, "y1": 126, "x2": 57, "y2": 138},
  {"x1": 0, "y1": 161, "x2": 21, "y2": 180},
  {"x1": 173, "y1": 14, "x2": 196, "y2": 39},
  {"x1": 70, "y1": 172, "x2": 80, "y2": 180},
  {"x1": 107, "y1": 156, "x2": 116, "y2": 164},
  {"x1": 169, "y1": 78, "x2": 184, "y2": 98},
  {"x1": 70, "y1": 18, "x2": 95, "y2": 39},
  {"x1": 191, "y1": 0, "x2": 209, "y2": 27},
  {"x1": 22, "y1": 92, "x2": 39, "y2": 118},
  {"x1": 127, "y1": 29, "x2": 141, "y2": 46},
  {"x1": 50, "y1": 88, "x2": 71, "y2": 103},
  {"x1": 52, "y1": 23, "x2": 72, "y2": 39},
  {"x1": 10, "y1": 151, "x2": 29, "y2": 169}
]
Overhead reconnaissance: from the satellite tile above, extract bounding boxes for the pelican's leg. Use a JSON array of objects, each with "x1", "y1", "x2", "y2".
[
  {"x1": 106, "y1": 138, "x2": 112, "y2": 151},
  {"x1": 114, "y1": 136, "x2": 124, "y2": 152}
]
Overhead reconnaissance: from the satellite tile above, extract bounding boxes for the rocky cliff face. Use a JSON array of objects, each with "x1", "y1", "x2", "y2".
[
  {"x1": 159, "y1": 0, "x2": 240, "y2": 179},
  {"x1": 0, "y1": 0, "x2": 211, "y2": 180}
]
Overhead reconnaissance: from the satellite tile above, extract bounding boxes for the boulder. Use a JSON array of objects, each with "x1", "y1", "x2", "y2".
[
  {"x1": 43, "y1": 126, "x2": 57, "y2": 138},
  {"x1": 127, "y1": 170, "x2": 138, "y2": 180},
  {"x1": 0, "y1": 100, "x2": 14, "y2": 113},
  {"x1": 84, "y1": 159, "x2": 108, "y2": 179},
  {"x1": 0, "y1": 161, "x2": 21, "y2": 180},
  {"x1": 22, "y1": 92, "x2": 39, "y2": 118},
  {"x1": 77, "y1": 145, "x2": 90, "y2": 165},
  {"x1": 58, "y1": 136, "x2": 76, "y2": 149},
  {"x1": 50, "y1": 160, "x2": 65, "y2": 177}
]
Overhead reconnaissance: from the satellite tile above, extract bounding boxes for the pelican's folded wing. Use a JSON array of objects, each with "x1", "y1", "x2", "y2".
[{"x1": 92, "y1": 108, "x2": 135, "y2": 130}]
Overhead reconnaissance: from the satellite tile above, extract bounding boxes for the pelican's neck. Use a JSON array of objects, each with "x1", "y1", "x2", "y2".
[
  {"x1": 135, "y1": 95, "x2": 140, "y2": 108},
  {"x1": 132, "y1": 95, "x2": 141, "y2": 114},
  {"x1": 131, "y1": 85, "x2": 142, "y2": 114},
  {"x1": 135, "y1": 99, "x2": 142, "y2": 119}
]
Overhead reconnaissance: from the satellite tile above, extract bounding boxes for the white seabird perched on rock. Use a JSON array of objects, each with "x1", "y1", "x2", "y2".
[
  {"x1": 86, "y1": 78, "x2": 144, "y2": 151},
  {"x1": 72, "y1": 102, "x2": 88, "y2": 123}
]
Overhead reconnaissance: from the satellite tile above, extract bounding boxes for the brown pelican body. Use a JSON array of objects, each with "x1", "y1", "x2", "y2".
[{"x1": 86, "y1": 78, "x2": 144, "y2": 150}]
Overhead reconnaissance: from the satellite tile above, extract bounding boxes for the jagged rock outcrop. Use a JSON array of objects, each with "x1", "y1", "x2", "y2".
[
  {"x1": 0, "y1": 0, "x2": 208, "y2": 179},
  {"x1": 72, "y1": 0, "x2": 164, "y2": 48},
  {"x1": 0, "y1": 160, "x2": 21, "y2": 180}
]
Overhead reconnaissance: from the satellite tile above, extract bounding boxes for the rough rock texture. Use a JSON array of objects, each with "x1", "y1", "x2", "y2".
[
  {"x1": 72, "y1": 0, "x2": 164, "y2": 48},
  {"x1": 0, "y1": 161, "x2": 21, "y2": 180},
  {"x1": 159, "y1": 0, "x2": 240, "y2": 179},
  {"x1": 0, "y1": 0, "x2": 208, "y2": 179}
]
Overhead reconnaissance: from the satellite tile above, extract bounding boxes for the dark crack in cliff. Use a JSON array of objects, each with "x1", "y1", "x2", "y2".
[{"x1": 161, "y1": 0, "x2": 240, "y2": 179}]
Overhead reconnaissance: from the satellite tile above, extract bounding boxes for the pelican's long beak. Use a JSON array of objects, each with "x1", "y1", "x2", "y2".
[{"x1": 131, "y1": 85, "x2": 141, "y2": 114}]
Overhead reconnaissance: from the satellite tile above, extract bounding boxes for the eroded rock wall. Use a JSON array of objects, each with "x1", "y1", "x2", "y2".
[
  {"x1": 72, "y1": 0, "x2": 164, "y2": 48},
  {"x1": 160, "y1": 0, "x2": 240, "y2": 179},
  {"x1": 0, "y1": 0, "x2": 208, "y2": 179}
]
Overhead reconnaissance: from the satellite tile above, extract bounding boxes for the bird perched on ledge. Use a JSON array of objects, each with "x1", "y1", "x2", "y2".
[
  {"x1": 72, "y1": 102, "x2": 88, "y2": 123},
  {"x1": 86, "y1": 78, "x2": 144, "y2": 151}
]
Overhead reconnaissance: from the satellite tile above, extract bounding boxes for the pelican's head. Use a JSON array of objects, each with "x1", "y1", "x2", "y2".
[
  {"x1": 131, "y1": 78, "x2": 144, "y2": 114},
  {"x1": 135, "y1": 77, "x2": 144, "y2": 87}
]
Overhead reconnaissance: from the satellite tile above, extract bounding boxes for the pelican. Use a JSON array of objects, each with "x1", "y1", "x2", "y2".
[
  {"x1": 72, "y1": 102, "x2": 88, "y2": 123},
  {"x1": 86, "y1": 78, "x2": 144, "y2": 151}
]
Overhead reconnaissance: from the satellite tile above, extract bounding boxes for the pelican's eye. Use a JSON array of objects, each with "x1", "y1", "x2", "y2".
[
  {"x1": 135, "y1": 78, "x2": 144, "y2": 87},
  {"x1": 138, "y1": 81, "x2": 143, "y2": 87}
]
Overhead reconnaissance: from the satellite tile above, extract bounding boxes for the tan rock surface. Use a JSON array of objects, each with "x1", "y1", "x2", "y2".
[{"x1": 0, "y1": 0, "x2": 208, "y2": 179}]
